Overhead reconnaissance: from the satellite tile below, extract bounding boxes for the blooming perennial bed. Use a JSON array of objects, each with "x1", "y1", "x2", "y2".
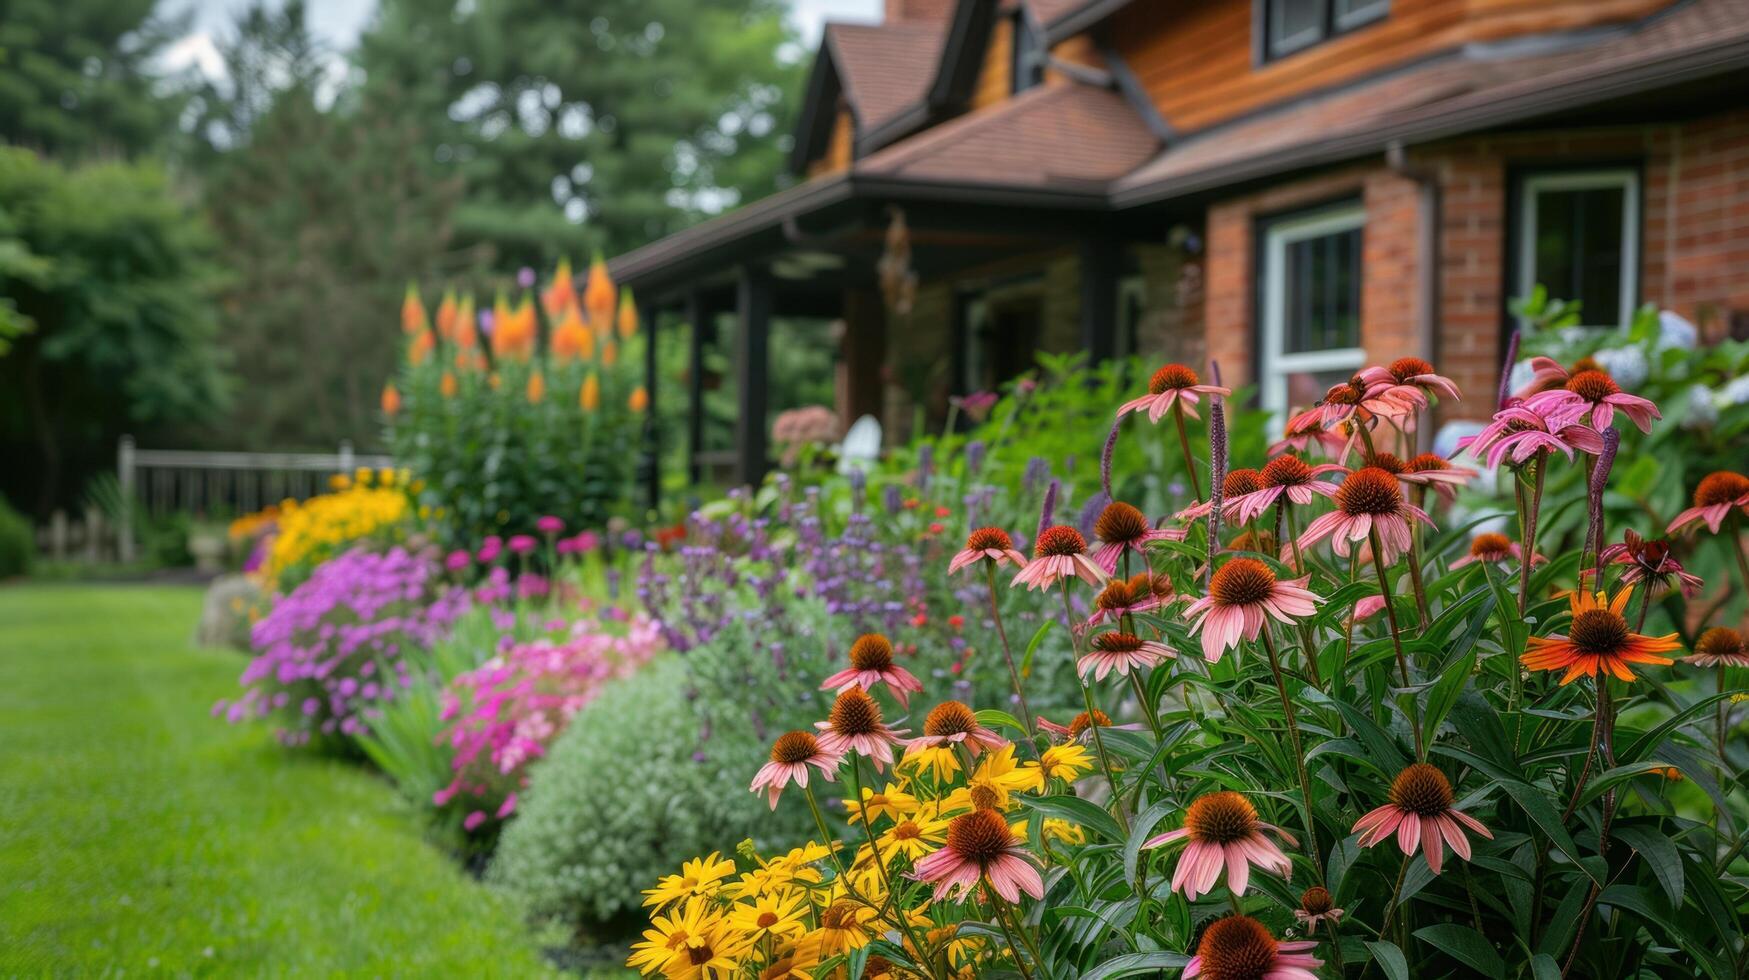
[{"x1": 627, "y1": 355, "x2": 1749, "y2": 979}]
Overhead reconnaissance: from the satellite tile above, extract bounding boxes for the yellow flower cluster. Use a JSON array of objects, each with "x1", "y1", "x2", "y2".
[
  {"x1": 630, "y1": 739, "x2": 1094, "y2": 979},
  {"x1": 256, "y1": 468, "x2": 415, "y2": 591}
]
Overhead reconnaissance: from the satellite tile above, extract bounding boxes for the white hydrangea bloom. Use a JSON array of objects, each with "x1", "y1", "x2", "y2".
[
  {"x1": 1507, "y1": 359, "x2": 1537, "y2": 397},
  {"x1": 1592, "y1": 345, "x2": 1648, "y2": 388},
  {"x1": 1683, "y1": 384, "x2": 1719, "y2": 429},
  {"x1": 1718, "y1": 374, "x2": 1749, "y2": 407},
  {"x1": 1557, "y1": 326, "x2": 1588, "y2": 346},
  {"x1": 1657, "y1": 311, "x2": 1699, "y2": 352}
]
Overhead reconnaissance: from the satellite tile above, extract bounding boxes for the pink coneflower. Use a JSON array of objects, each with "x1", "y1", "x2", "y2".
[
  {"x1": 1229, "y1": 455, "x2": 1345, "y2": 523},
  {"x1": 905, "y1": 700, "x2": 1008, "y2": 757},
  {"x1": 819, "y1": 633, "x2": 924, "y2": 707},
  {"x1": 1086, "y1": 573, "x2": 1178, "y2": 627},
  {"x1": 1089, "y1": 501, "x2": 1183, "y2": 573},
  {"x1": 1293, "y1": 885, "x2": 1344, "y2": 929},
  {"x1": 1269, "y1": 412, "x2": 1349, "y2": 458},
  {"x1": 749, "y1": 731, "x2": 842, "y2": 809},
  {"x1": 1459, "y1": 403, "x2": 1605, "y2": 469},
  {"x1": 815, "y1": 689, "x2": 907, "y2": 771},
  {"x1": 1117, "y1": 363, "x2": 1230, "y2": 422},
  {"x1": 1512, "y1": 354, "x2": 1602, "y2": 400},
  {"x1": 1176, "y1": 469, "x2": 1265, "y2": 523},
  {"x1": 1078, "y1": 631, "x2": 1175, "y2": 681},
  {"x1": 1450, "y1": 531, "x2": 1545, "y2": 570},
  {"x1": 1686, "y1": 627, "x2": 1749, "y2": 668},
  {"x1": 1403, "y1": 452, "x2": 1478, "y2": 503},
  {"x1": 1351, "y1": 594, "x2": 1389, "y2": 622},
  {"x1": 1144, "y1": 791, "x2": 1295, "y2": 899},
  {"x1": 1036, "y1": 709, "x2": 1120, "y2": 743},
  {"x1": 1525, "y1": 368, "x2": 1660, "y2": 434},
  {"x1": 1600, "y1": 530, "x2": 1703, "y2": 598},
  {"x1": 1358, "y1": 356, "x2": 1463, "y2": 411},
  {"x1": 1353, "y1": 763, "x2": 1492, "y2": 875},
  {"x1": 1295, "y1": 467, "x2": 1435, "y2": 566},
  {"x1": 948, "y1": 526, "x2": 1029, "y2": 575},
  {"x1": 1286, "y1": 379, "x2": 1369, "y2": 431},
  {"x1": 911, "y1": 809, "x2": 1045, "y2": 904},
  {"x1": 536, "y1": 515, "x2": 565, "y2": 535},
  {"x1": 1183, "y1": 558, "x2": 1322, "y2": 663},
  {"x1": 1185, "y1": 916, "x2": 1322, "y2": 980},
  {"x1": 1667, "y1": 471, "x2": 1749, "y2": 535},
  {"x1": 1010, "y1": 525, "x2": 1107, "y2": 591}
]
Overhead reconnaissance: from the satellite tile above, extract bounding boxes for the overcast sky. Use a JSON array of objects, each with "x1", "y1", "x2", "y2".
[{"x1": 157, "y1": 0, "x2": 884, "y2": 80}]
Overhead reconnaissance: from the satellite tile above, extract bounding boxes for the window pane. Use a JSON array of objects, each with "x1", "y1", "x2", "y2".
[
  {"x1": 1283, "y1": 226, "x2": 1361, "y2": 354},
  {"x1": 1269, "y1": 0, "x2": 1325, "y2": 55},
  {"x1": 1532, "y1": 185, "x2": 1626, "y2": 326},
  {"x1": 1334, "y1": 0, "x2": 1387, "y2": 28}
]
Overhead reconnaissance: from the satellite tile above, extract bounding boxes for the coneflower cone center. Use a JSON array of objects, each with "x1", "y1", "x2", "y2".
[
  {"x1": 1408, "y1": 452, "x2": 1451, "y2": 472},
  {"x1": 849, "y1": 634, "x2": 894, "y2": 671},
  {"x1": 1092, "y1": 632, "x2": 1144, "y2": 653},
  {"x1": 1196, "y1": 916, "x2": 1278, "y2": 980},
  {"x1": 1698, "y1": 627, "x2": 1746, "y2": 658},
  {"x1": 1300, "y1": 886, "x2": 1334, "y2": 915},
  {"x1": 891, "y1": 820, "x2": 922, "y2": 840},
  {"x1": 1365, "y1": 452, "x2": 1407, "y2": 474},
  {"x1": 1210, "y1": 558, "x2": 1276, "y2": 607},
  {"x1": 1569, "y1": 608, "x2": 1632, "y2": 656},
  {"x1": 771, "y1": 731, "x2": 820, "y2": 764},
  {"x1": 1566, "y1": 369, "x2": 1621, "y2": 401},
  {"x1": 1150, "y1": 363, "x2": 1199, "y2": 393},
  {"x1": 1389, "y1": 763, "x2": 1455, "y2": 816},
  {"x1": 1068, "y1": 709, "x2": 1111, "y2": 738},
  {"x1": 969, "y1": 785, "x2": 1003, "y2": 811},
  {"x1": 1695, "y1": 471, "x2": 1749, "y2": 507},
  {"x1": 1470, "y1": 532, "x2": 1510, "y2": 558},
  {"x1": 1262, "y1": 455, "x2": 1313, "y2": 487},
  {"x1": 1096, "y1": 579, "x2": 1139, "y2": 610},
  {"x1": 1223, "y1": 468, "x2": 1263, "y2": 498},
  {"x1": 1337, "y1": 468, "x2": 1403, "y2": 515},
  {"x1": 1389, "y1": 356, "x2": 1434, "y2": 382},
  {"x1": 965, "y1": 526, "x2": 1013, "y2": 552},
  {"x1": 946, "y1": 809, "x2": 1012, "y2": 864},
  {"x1": 829, "y1": 690, "x2": 883, "y2": 735},
  {"x1": 924, "y1": 700, "x2": 978, "y2": 737},
  {"x1": 1185, "y1": 791, "x2": 1260, "y2": 844},
  {"x1": 1095, "y1": 501, "x2": 1149, "y2": 543},
  {"x1": 1035, "y1": 525, "x2": 1088, "y2": 557}
]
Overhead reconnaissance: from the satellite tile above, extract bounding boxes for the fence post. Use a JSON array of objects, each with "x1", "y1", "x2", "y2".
[
  {"x1": 338, "y1": 440, "x2": 355, "y2": 482},
  {"x1": 117, "y1": 435, "x2": 136, "y2": 563}
]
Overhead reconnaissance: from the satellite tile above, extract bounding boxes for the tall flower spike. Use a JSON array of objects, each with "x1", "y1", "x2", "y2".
[
  {"x1": 1206, "y1": 362, "x2": 1228, "y2": 586},
  {"x1": 1036, "y1": 479, "x2": 1059, "y2": 543},
  {"x1": 1497, "y1": 329, "x2": 1520, "y2": 410},
  {"x1": 1100, "y1": 416, "x2": 1120, "y2": 498},
  {"x1": 1586, "y1": 428, "x2": 1620, "y2": 567}
]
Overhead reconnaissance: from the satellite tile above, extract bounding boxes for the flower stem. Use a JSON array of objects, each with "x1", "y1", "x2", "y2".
[
  {"x1": 803, "y1": 784, "x2": 851, "y2": 882},
  {"x1": 993, "y1": 896, "x2": 1045, "y2": 979},
  {"x1": 846, "y1": 762, "x2": 936, "y2": 976},
  {"x1": 1368, "y1": 527, "x2": 1426, "y2": 759},
  {"x1": 1172, "y1": 402, "x2": 1203, "y2": 502},
  {"x1": 1377, "y1": 853, "x2": 1411, "y2": 942},
  {"x1": 1518, "y1": 456, "x2": 1547, "y2": 617},
  {"x1": 985, "y1": 563, "x2": 1036, "y2": 739},
  {"x1": 1064, "y1": 589, "x2": 1129, "y2": 832},
  {"x1": 1260, "y1": 628, "x2": 1323, "y2": 878}
]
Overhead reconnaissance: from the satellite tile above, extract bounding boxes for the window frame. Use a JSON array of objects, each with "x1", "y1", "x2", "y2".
[
  {"x1": 1256, "y1": 0, "x2": 1390, "y2": 63},
  {"x1": 1010, "y1": 11, "x2": 1045, "y2": 94},
  {"x1": 1513, "y1": 168, "x2": 1641, "y2": 330},
  {"x1": 1258, "y1": 202, "x2": 1368, "y2": 424}
]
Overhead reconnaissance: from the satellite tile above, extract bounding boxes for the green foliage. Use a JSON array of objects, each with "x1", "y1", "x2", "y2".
[
  {"x1": 355, "y1": 0, "x2": 805, "y2": 265},
  {"x1": 0, "y1": 494, "x2": 31, "y2": 578},
  {"x1": 0, "y1": 147, "x2": 230, "y2": 515},
  {"x1": 0, "y1": 584, "x2": 558, "y2": 975},
  {"x1": 490, "y1": 656, "x2": 809, "y2": 933}
]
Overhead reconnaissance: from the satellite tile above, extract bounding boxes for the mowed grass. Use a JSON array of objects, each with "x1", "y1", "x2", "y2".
[{"x1": 0, "y1": 584, "x2": 559, "y2": 977}]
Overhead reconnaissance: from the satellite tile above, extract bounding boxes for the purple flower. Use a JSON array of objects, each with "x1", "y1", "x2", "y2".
[
  {"x1": 536, "y1": 515, "x2": 565, "y2": 535},
  {"x1": 444, "y1": 549, "x2": 471, "y2": 572},
  {"x1": 477, "y1": 536, "x2": 503, "y2": 563},
  {"x1": 516, "y1": 266, "x2": 537, "y2": 289},
  {"x1": 508, "y1": 535, "x2": 537, "y2": 555}
]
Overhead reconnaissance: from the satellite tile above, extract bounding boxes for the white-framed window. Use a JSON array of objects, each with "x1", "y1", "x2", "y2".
[
  {"x1": 1516, "y1": 169, "x2": 1640, "y2": 328},
  {"x1": 1262, "y1": 0, "x2": 1389, "y2": 61},
  {"x1": 1260, "y1": 203, "x2": 1367, "y2": 425}
]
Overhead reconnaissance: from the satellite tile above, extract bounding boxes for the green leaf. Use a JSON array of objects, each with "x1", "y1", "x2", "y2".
[
  {"x1": 1308, "y1": 690, "x2": 1409, "y2": 772},
  {"x1": 1364, "y1": 940, "x2": 1410, "y2": 980},
  {"x1": 1412, "y1": 923, "x2": 1504, "y2": 977},
  {"x1": 1530, "y1": 953, "x2": 1562, "y2": 980},
  {"x1": 1498, "y1": 779, "x2": 1603, "y2": 884},
  {"x1": 1020, "y1": 620, "x2": 1054, "y2": 678},
  {"x1": 1613, "y1": 823, "x2": 1682, "y2": 906},
  {"x1": 1123, "y1": 800, "x2": 1176, "y2": 888},
  {"x1": 974, "y1": 709, "x2": 1027, "y2": 736},
  {"x1": 1019, "y1": 794, "x2": 1125, "y2": 844},
  {"x1": 1077, "y1": 952, "x2": 1191, "y2": 980}
]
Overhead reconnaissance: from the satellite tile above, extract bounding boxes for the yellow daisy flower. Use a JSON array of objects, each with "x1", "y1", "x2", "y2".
[
  {"x1": 1033, "y1": 744, "x2": 1094, "y2": 783},
  {"x1": 1042, "y1": 818, "x2": 1087, "y2": 845},
  {"x1": 902, "y1": 744, "x2": 962, "y2": 782},
  {"x1": 843, "y1": 783, "x2": 919, "y2": 825},
  {"x1": 875, "y1": 813, "x2": 950, "y2": 863},
  {"x1": 729, "y1": 889, "x2": 808, "y2": 942},
  {"x1": 941, "y1": 744, "x2": 1037, "y2": 813},
  {"x1": 801, "y1": 899, "x2": 877, "y2": 959},
  {"x1": 643, "y1": 852, "x2": 736, "y2": 909}
]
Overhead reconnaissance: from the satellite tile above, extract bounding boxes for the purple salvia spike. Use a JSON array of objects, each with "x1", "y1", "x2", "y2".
[
  {"x1": 1206, "y1": 360, "x2": 1228, "y2": 587},
  {"x1": 1037, "y1": 479, "x2": 1059, "y2": 542},
  {"x1": 1101, "y1": 417, "x2": 1120, "y2": 498},
  {"x1": 1497, "y1": 329, "x2": 1520, "y2": 411}
]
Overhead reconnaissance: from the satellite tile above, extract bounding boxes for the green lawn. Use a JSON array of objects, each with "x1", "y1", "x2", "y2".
[{"x1": 0, "y1": 583, "x2": 560, "y2": 977}]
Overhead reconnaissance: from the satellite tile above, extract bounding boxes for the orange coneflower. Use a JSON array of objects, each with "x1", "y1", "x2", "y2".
[
  {"x1": 819, "y1": 634, "x2": 923, "y2": 707},
  {"x1": 1521, "y1": 587, "x2": 1680, "y2": 685},
  {"x1": 1184, "y1": 916, "x2": 1322, "y2": 980},
  {"x1": 1353, "y1": 763, "x2": 1492, "y2": 875},
  {"x1": 1117, "y1": 363, "x2": 1230, "y2": 423},
  {"x1": 1143, "y1": 791, "x2": 1295, "y2": 900}
]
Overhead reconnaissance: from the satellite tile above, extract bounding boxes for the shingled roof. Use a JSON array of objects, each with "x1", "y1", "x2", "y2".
[{"x1": 825, "y1": 21, "x2": 950, "y2": 131}]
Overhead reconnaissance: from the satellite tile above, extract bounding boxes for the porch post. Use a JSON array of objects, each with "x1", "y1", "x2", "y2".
[
  {"x1": 1079, "y1": 236, "x2": 1120, "y2": 362},
  {"x1": 640, "y1": 302, "x2": 660, "y2": 512},
  {"x1": 734, "y1": 267, "x2": 772, "y2": 487},
  {"x1": 840, "y1": 288, "x2": 885, "y2": 424},
  {"x1": 686, "y1": 290, "x2": 706, "y2": 486}
]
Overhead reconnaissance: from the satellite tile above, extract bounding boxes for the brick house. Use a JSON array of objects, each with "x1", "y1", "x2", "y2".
[{"x1": 611, "y1": 0, "x2": 1749, "y2": 488}]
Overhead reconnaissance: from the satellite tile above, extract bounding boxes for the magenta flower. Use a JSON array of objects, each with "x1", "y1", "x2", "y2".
[
  {"x1": 536, "y1": 515, "x2": 565, "y2": 535},
  {"x1": 1010, "y1": 525, "x2": 1107, "y2": 591},
  {"x1": 508, "y1": 534, "x2": 537, "y2": 555},
  {"x1": 1459, "y1": 403, "x2": 1605, "y2": 469},
  {"x1": 911, "y1": 809, "x2": 1044, "y2": 904},
  {"x1": 818, "y1": 633, "x2": 924, "y2": 707},
  {"x1": 1117, "y1": 363, "x2": 1230, "y2": 422},
  {"x1": 1144, "y1": 791, "x2": 1295, "y2": 899},
  {"x1": 1182, "y1": 558, "x2": 1322, "y2": 663},
  {"x1": 1524, "y1": 368, "x2": 1660, "y2": 433},
  {"x1": 1294, "y1": 467, "x2": 1436, "y2": 566},
  {"x1": 749, "y1": 731, "x2": 842, "y2": 809},
  {"x1": 1269, "y1": 411, "x2": 1351, "y2": 459},
  {"x1": 444, "y1": 549, "x2": 472, "y2": 572},
  {"x1": 477, "y1": 536, "x2": 503, "y2": 563},
  {"x1": 1353, "y1": 763, "x2": 1492, "y2": 875},
  {"x1": 947, "y1": 526, "x2": 1028, "y2": 575}
]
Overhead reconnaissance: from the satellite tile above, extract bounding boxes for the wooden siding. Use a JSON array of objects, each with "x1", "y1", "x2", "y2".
[
  {"x1": 1047, "y1": 32, "x2": 1104, "y2": 78},
  {"x1": 972, "y1": 16, "x2": 1014, "y2": 109},
  {"x1": 806, "y1": 107, "x2": 856, "y2": 177},
  {"x1": 1111, "y1": 0, "x2": 1677, "y2": 135}
]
